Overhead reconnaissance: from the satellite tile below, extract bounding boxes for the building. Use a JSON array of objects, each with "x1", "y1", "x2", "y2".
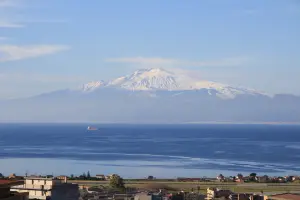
[
  {"x1": 106, "y1": 174, "x2": 119, "y2": 180},
  {"x1": 134, "y1": 193, "x2": 163, "y2": 200},
  {"x1": 206, "y1": 188, "x2": 232, "y2": 200},
  {"x1": 229, "y1": 193, "x2": 264, "y2": 200},
  {"x1": 0, "y1": 180, "x2": 29, "y2": 200},
  {"x1": 10, "y1": 177, "x2": 79, "y2": 200},
  {"x1": 257, "y1": 176, "x2": 269, "y2": 183},
  {"x1": 56, "y1": 175, "x2": 68, "y2": 181},
  {"x1": 185, "y1": 193, "x2": 205, "y2": 200},
  {"x1": 217, "y1": 174, "x2": 225, "y2": 182},
  {"x1": 95, "y1": 174, "x2": 106, "y2": 180}
]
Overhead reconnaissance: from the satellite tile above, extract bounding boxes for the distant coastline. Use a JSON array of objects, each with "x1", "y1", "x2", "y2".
[{"x1": 0, "y1": 121, "x2": 299, "y2": 125}]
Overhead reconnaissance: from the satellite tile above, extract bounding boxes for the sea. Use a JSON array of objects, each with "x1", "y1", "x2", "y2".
[{"x1": 0, "y1": 123, "x2": 299, "y2": 178}]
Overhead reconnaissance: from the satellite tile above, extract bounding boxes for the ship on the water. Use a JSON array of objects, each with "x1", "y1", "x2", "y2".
[{"x1": 87, "y1": 126, "x2": 98, "y2": 131}]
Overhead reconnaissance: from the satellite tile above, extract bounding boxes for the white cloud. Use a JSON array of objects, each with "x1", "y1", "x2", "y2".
[
  {"x1": 105, "y1": 56, "x2": 248, "y2": 67},
  {"x1": 0, "y1": 21, "x2": 24, "y2": 28},
  {"x1": 0, "y1": 45, "x2": 70, "y2": 62}
]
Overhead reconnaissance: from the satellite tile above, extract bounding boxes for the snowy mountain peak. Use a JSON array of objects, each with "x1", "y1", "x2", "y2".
[
  {"x1": 82, "y1": 81, "x2": 105, "y2": 92},
  {"x1": 79, "y1": 68, "x2": 267, "y2": 99},
  {"x1": 111, "y1": 68, "x2": 180, "y2": 91}
]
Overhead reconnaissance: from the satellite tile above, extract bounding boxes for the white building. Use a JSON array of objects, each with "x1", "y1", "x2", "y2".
[{"x1": 10, "y1": 177, "x2": 79, "y2": 200}]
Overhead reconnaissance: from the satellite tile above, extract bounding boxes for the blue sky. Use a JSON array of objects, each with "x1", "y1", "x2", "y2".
[{"x1": 0, "y1": 0, "x2": 299, "y2": 98}]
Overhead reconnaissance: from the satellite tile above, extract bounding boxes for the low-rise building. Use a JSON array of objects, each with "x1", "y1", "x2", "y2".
[
  {"x1": 0, "y1": 180, "x2": 29, "y2": 200},
  {"x1": 134, "y1": 193, "x2": 163, "y2": 200},
  {"x1": 56, "y1": 175, "x2": 68, "y2": 181},
  {"x1": 10, "y1": 177, "x2": 79, "y2": 200},
  {"x1": 95, "y1": 174, "x2": 106, "y2": 180},
  {"x1": 206, "y1": 188, "x2": 232, "y2": 200},
  {"x1": 229, "y1": 193, "x2": 264, "y2": 200},
  {"x1": 257, "y1": 176, "x2": 269, "y2": 183}
]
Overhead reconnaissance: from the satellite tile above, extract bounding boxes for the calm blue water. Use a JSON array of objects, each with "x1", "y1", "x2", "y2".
[{"x1": 0, "y1": 124, "x2": 299, "y2": 178}]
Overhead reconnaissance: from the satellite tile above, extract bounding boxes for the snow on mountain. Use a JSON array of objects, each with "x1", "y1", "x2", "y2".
[
  {"x1": 79, "y1": 68, "x2": 266, "y2": 99},
  {"x1": 81, "y1": 81, "x2": 105, "y2": 92}
]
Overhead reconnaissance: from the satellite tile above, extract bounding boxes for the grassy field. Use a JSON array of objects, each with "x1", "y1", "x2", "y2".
[{"x1": 70, "y1": 180, "x2": 300, "y2": 194}]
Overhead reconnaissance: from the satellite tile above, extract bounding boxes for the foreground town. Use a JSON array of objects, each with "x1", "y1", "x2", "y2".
[{"x1": 0, "y1": 172, "x2": 300, "y2": 200}]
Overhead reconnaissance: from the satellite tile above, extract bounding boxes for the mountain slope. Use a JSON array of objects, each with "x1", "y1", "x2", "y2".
[
  {"x1": 0, "y1": 68, "x2": 299, "y2": 123},
  {"x1": 79, "y1": 68, "x2": 267, "y2": 99}
]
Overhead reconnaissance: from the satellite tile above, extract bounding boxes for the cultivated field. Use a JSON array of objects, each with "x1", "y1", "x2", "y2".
[{"x1": 70, "y1": 180, "x2": 300, "y2": 194}]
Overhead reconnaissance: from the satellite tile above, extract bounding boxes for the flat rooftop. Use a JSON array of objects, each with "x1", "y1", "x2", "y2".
[{"x1": 24, "y1": 176, "x2": 56, "y2": 180}]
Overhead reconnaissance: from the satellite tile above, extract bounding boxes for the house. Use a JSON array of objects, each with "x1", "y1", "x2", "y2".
[
  {"x1": 106, "y1": 174, "x2": 119, "y2": 180},
  {"x1": 96, "y1": 174, "x2": 106, "y2": 180},
  {"x1": 55, "y1": 175, "x2": 68, "y2": 181},
  {"x1": 229, "y1": 193, "x2": 264, "y2": 200},
  {"x1": 185, "y1": 193, "x2": 205, "y2": 200},
  {"x1": 235, "y1": 178, "x2": 245, "y2": 183},
  {"x1": 10, "y1": 177, "x2": 79, "y2": 200},
  {"x1": 8, "y1": 174, "x2": 23, "y2": 180},
  {"x1": 257, "y1": 175, "x2": 269, "y2": 183},
  {"x1": 206, "y1": 188, "x2": 232, "y2": 200},
  {"x1": 235, "y1": 174, "x2": 244, "y2": 183},
  {"x1": 217, "y1": 174, "x2": 225, "y2": 182},
  {"x1": 0, "y1": 180, "x2": 29, "y2": 200}
]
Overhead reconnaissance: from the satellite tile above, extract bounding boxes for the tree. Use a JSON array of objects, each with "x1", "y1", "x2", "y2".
[
  {"x1": 249, "y1": 173, "x2": 257, "y2": 182},
  {"x1": 109, "y1": 174, "x2": 125, "y2": 190},
  {"x1": 0, "y1": 173, "x2": 3, "y2": 178},
  {"x1": 237, "y1": 173, "x2": 243, "y2": 179},
  {"x1": 70, "y1": 174, "x2": 74, "y2": 179},
  {"x1": 250, "y1": 173, "x2": 257, "y2": 177},
  {"x1": 82, "y1": 172, "x2": 87, "y2": 180},
  {"x1": 87, "y1": 171, "x2": 91, "y2": 179}
]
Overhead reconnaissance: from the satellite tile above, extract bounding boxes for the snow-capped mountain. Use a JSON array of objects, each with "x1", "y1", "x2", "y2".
[
  {"x1": 80, "y1": 68, "x2": 266, "y2": 99},
  {"x1": 1, "y1": 67, "x2": 299, "y2": 123}
]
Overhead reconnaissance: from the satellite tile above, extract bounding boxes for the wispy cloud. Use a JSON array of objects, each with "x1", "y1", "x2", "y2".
[
  {"x1": 105, "y1": 56, "x2": 248, "y2": 67},
  {"x1": 0, "y1": 21, "x2": 24, "y2": 28},
  {"x1": 0, "y1": 45, "x2": 70, "y2": 62}
]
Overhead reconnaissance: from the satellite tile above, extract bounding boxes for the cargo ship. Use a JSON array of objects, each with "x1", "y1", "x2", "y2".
[{"x1": 87, "y1": 126, "x2": 98, "y2": 131}]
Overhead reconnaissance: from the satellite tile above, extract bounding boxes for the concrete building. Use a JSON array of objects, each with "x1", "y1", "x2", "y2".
[
  {"x1": 134, "y1": 193, "x2": 163, "y2": 200},
  {"x1": 95, "y1": 174, "x2": 106, "y2": 180},
  {"x1": 10, "y1": 177, "x2": 79, "y2": 200},
  {"x1": 56, "y1": 175, "x2": 68, "y2": 181},
  {"x1": 0, "y1": 180, "x2": 29, "y2": 200},
  {"x1": 206, "y1": 188, "x2": 232, "y2": 200},
  {"x1": 229, "y1": 193, "x2": 265, "y2": 200}
]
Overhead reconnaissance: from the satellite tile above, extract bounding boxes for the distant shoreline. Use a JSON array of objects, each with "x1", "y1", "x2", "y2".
[{"x1": 0, "y1": 121, "x2": 299, "y2": 125}]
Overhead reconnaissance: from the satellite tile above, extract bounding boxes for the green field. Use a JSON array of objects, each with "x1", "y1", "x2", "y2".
[{"x1": 70, "y1": 180, "x2": 300, "y2": 194}]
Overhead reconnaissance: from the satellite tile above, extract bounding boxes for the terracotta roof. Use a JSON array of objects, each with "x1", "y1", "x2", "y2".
[
  {"x1": 0, "y1": 180, "x2": 12, "y2": 184},
  {"x1": 269, "y1": 193, "x2": 300, "y2": 200},
  {"x1": 0, "y1": 180, "x2": 24, "y2": 187}
]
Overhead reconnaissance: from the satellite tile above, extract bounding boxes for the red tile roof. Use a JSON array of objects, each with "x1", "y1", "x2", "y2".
[
  {"x1": 269, "y1": 193, "x2": 300, "y2": 200},
  {"x1": 0, "y1": 180, "x2": 24, "y2": 186},
  {"x1": 0, "y1": 180, "x2": 12, "y2": 184}
]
